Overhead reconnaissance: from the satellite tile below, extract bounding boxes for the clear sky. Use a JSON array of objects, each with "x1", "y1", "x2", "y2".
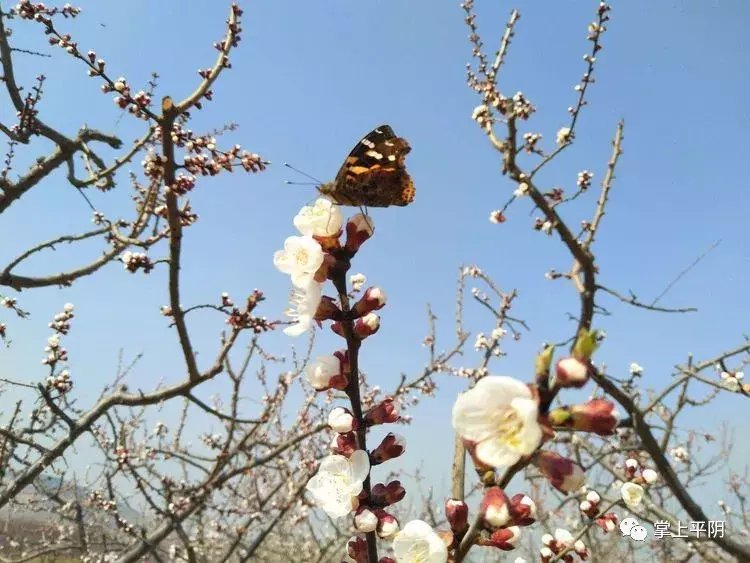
[{"x1": 2, "y1": 0, "x2": 749, "y2": 521}]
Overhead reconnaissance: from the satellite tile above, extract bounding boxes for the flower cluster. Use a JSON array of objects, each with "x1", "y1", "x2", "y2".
[
  {"x1": 100, "y1": 76, "x2": 152, "y2": 118},
  {"x1": 274, "y1": 199, "x2": 445, "y2": 560},
  {"x1": 46, "y1": 369, "x2": 72, "y2": 394},
  {"x1": 523, "y1": 132, "x2": 542, "y2": 153},
  {"x1": 540, "y1": 529, "x2": 589, "y2": 562},
  {"x1": 718, "y1": 368, "x2": 745, "y2": 393},
  {"x1": 224, "y1": 290, "x2": 272, "y2": 333},
  {"x1": 273, "y1": 198, "x2": 376, "y2": 336},
  {"x1": 445, "y1": 326, "x2": 631, "y2": 556},
  {"x1": 162, "y1": 124, "x2": 266, "y2": 176},
  {"x1": 576, "y1": 169, "x2": 593, "y2": 190},
  {"x1": 121, "y1": 251, "x2": 154, "y2": 274},
  {"x1": 48, "y1": 302, "x2": 74, "y2": 334},
  {"x1": 619, "y1": 457, "x2": 657, "y2": 508},
  {"x1": 13, "y1": 1, "x2": 80, "y2": 20},
  {"x1": 42, "y1": 333, "x2": 68, "y2": 366}
]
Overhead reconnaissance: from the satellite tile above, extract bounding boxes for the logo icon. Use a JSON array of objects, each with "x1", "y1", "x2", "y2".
[{"x1": 620, "y1": 517, "x2": 648, "y2": 542}]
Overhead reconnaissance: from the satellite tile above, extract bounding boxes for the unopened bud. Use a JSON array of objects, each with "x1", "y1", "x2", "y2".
[
  {"x1": 374, "y1": 510, "x2": 399, "y2": 538},
  {"x1": 370, "y1": 433, "x2": 406, "y2": 465},
  {"x1": 328, "y1": 407, "x2": 355, "y2": 433},
  {"x1": 445, "y1": 499, "x2": 469, "y2": 535},
  {"x1": 364, "y1": 398, "x2": 400, "y2": 426},
  {"x1": 554, "y1": 357, "x2": 590, "y2": 389},
  {"x1": 345, "y1": 214, "x2": 374, "y2": 254},
  {"x1": 481, "y1": 487, "x2": 511, "y2": 528},
  {"x1": 354, "y1": 507, "x2": 378, "y2": 533},
  {"x1": 534, "y1": 451, "x2": 585, "y2": 494},
  {"x1": 353, "y1": 287, "x2": 387, "y2": 317}
]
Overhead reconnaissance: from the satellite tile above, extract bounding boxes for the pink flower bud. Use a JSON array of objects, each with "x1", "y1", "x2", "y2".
[
  {"x1": 331, "y1": 313, "x2": 381, "y2": 340},
  {"x1": 479, "y1": 526, "x2": 520, "y2": 550},
  {"x1": 595, "y1": 513, "x2": 618, "y2": 533},
  {"x1": 364, "y1": 398, "x2": 400, "y2": 426},
  {"x1": 534, "y1": 451, "x2": 585, "y2": 494},
  {"x1": 370, "y1": 433, "x2": 406, "y2": 465},
  {"x1": 328, "y1": 407, "x2": 355, "y2": 433},
  {"x1": 347, "y1": 536, "x2": 368, "y2": 563},
  {"x1": 580, "y1": 491, "x2": 600, "y2": 517},
  {"x1": 345, "y1": 214, "x2": 374, "y2": 254},
  {"x1": 374, "y1": 509, "x2": 399, "y2": 538},
  {"x1": 370, "y1": 480, "x2": 406, "y2": 507},
  {"x1": 568, "y1": 398, "x2": 619, "y2": 435},
  {"x1": 306, "y1": 353, "x2": 349, "y2": 391},
  {"x1": 353, "y1": 287, "x2": 387, "y2": 317},
  {"x1": 354, "y1": 507, "x2": 378, "y2": 533},
  {"x1": 574, "y1": 539, "x2": 589, "y2": 560},
  {"x1": 446, "y1": 499, "x2": 469, "y2": 535},
  {"x1": 554, "y1": 357, "x2": 591, "y2": 388},
  {"x1": 330, "y1": 432, "x2": 358, "y2": 457},
  {"x1": 354, "y1": 313, "x2": 380, "y2": 339},
  {"x1": 508, "y1": 494, "x2": 537, "y2": 526},
  {"x1": 625, "y1": 458, "x2": 638, "y2": 477},
  {"x1": 642, "y1": 468, "x2": 658, "y2": 484},
  {"x1": 481, "y1": 487, "x2": 511, "y2": 528}
]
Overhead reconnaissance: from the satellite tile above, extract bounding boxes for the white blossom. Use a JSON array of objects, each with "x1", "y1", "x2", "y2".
[
  {"x1": 273, "y1": 235, "x2": 324, "y2": 288},
  {"x1": 720, "y1": 371, "x2": 741, "y2": 392},
  {"x1": 350, "y1": 273, "x2": 367, "y2": 292},
  {"x1": 392, "y1": 520, "x2": 448, "y2": 563},
  {"x1": 670, "y1": 446, "x2": 690, "y2": 463},
  {"x1": 556, "y1": 127, "x2": 572, "y2": 145},
  {"x1": 514, "y1": 182, "x2": 529, "y2": 197},
  {"x1": 293, "y1": 198, "x2": 343, "y2": 237},
  {"x1": 283, "y1": 282, "x2": 322, "y2": 337},
  {"x1": 452, "y1": 376, "x2": 542, "y2": 469},
  {"x1": 305, "y1": 451, "x2": 369, "y2": 518},
  {"x1": 620, "y1": 482, "x2": 645, "y2": 508}
]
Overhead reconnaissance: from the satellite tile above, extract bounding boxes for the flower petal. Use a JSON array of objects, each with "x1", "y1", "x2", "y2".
[
  {"x1": 510, "y1": 397, "x2": 543, "y2": 455},
  {"x1": 475, "y1": 436, "x2": 522, "y2": 468},
  {"x1": 349, "y1": 449, "x2": 370, "y2": 484},
  {"x1": 475, "y1": 375, "x2": 532, "y2": 402}
]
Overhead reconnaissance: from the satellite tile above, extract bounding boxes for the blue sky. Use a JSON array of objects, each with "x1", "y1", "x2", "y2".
[{"x1": 1, "y1": 0, "x2": 749, "y2": 524}]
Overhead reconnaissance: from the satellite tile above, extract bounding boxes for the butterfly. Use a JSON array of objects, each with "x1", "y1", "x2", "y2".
[{"x1": 317, "y1": 125, "x2": 415, "y2": 208}]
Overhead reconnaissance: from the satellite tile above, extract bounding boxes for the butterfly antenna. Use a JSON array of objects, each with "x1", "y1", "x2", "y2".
[
  {"x1": 357, "y1": 204, "x2": 375, "y2": 232},
  {"x1": 283, "y1": 162, "x2": 322, "y2": 184},
  {"x1": 284, "y1": 181, "x2": 318, "y2": 185}
]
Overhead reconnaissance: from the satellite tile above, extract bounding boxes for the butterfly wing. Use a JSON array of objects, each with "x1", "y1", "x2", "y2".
[{"x1": 320, "y1": 125, "x2": 415, "y2": 207}]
